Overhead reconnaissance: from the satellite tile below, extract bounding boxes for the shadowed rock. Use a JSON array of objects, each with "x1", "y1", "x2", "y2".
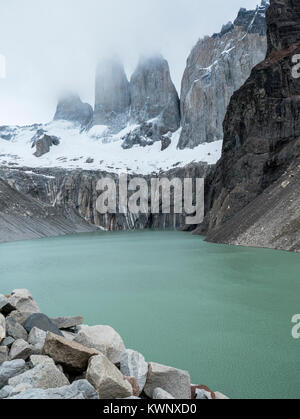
[{"x1": 200, "y1": 0, "x2": 300, "y2": 252}]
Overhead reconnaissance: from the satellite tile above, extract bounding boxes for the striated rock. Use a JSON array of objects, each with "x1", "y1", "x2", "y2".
[
  {"x1": 8, "y1": 361, "x2": 69, "y2": 389},
  {"x1": 0, "y1": 347, "x2": 8, "y2": 364},
  {"x1": 74, "y1": 325, "x2": 125, "y2": 364},
  {"x1": 8, "y1": 379, "x2": 99, "y2": 400},
  {"x1": 7, "y1": 289, "x2": 40, "y2": 314},
  {"x1": 54, "y1": 94, "x2": 93, "y2": 127},
  {"x1": 33, "y1": 134, "x2": 60, "y2": 158},
  {"x1": 9, "y1": 339, "x2": 32, "y2": 361},
  {"x1": 129, "y1": 55, "x2": 180, "y2": 143},
  {"x1": 178, "y1": 0, "x2": 268, "y2": 149},
  {"x1": 51, "y1": 316, "x2": 83, "y2": 330},
  {"x1": 42, "y1": 332, "x2": 98, "y2": 373},
  {"x1": 144, "y1": 362, "x2": 191, "y2": 400},
  {"x1": 120, "y1": 349, "x2": 148, "y2": 394},
  {"x1": 24, "y1": 313, "x2": 63, "y2": 337},
  {"x1": 86, "y1": 354, "x2": 133, "y2": 399},
  {"x1": 153, "y1": 387, "x2": 175, "y2": 399},
  {"x1": 0, "y1": 313, "x2": 5, "y2": 343},
  {"x1": 28, "y1": 327, "x2": 47, "y2": 354},
  {"x1": 6, "y1": 317, "x2": 28, "y2": 341},
  {"x1": 93, "y1": 57, "x2": 130, "y2": 131},
  {"x1": 0, "y1": 360, "x2": 26, "y2": 388},
  {"x1": 201, "y1": 0, "x2": 300, "y2": 252}
]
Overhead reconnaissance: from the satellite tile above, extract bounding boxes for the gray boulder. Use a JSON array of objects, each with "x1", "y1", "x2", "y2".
[
  {"x1": 93, "y1": 57, "x2": 131, "y2": 131},
  {"x1": 195, "y1": 388, "x2": 212, "y2": 399},
  {"x1": 0, "y1": 313, "x2": 5, "y2": 343},
  {"x1": 9, "y1": 339, "x2": 32, "y2": 361},
  {"x1": 8, "y1": 360, "x2": 69, "y2": 389},
  {"x1": 7, "y1": 289, "x2": 40, "y2": 314},
  {"x1": 51, "y1": 316, "x2": 83, "y2": 330},
  {"x1": 144, "y1": 362, "x2": 191, "y2": 399},
  {"x1": 1, "y1": 337, "x2": 15, "y2": 348},
  {"x1": 28, "y1": 327, "x2": 47, "y2": 354},
  {"x1": 74, "y1": 325, "x2": 125, "y2": 364},
  {"x1": 8, "y1": 379, "x2": 99, "y2": 400},
  {"x1": 0, "y1": 359, "x2": 26, "y2": 388},
  {"x1": 54, "y1": 94, "x2": 93, "y2": 127},
  {"x1": 0, "y1": 347, "x2": 8, "y2": 364},
  {"x1": 120, "y1": 349, "x2": 148, "y2": 394},
  {"x1": 33, "y1": 134, "x2": 60, "y2": 158},
  {"x1": 153, "y1": 388, "x2": 175, "y2": 399},
  {"x1": 7, "y1": 310, "x2": 32, "y2": 326},
  {"x1": 42, "y1": 332, "x2": 98, "y2": 373},
  {"x1": 130, "y1": 55, "x2": 180, "y2": 134},
  {"x1": 5, "y1": 317, "x2": 28, "y2": 341},
  {"x1": 24, "y1": 313, "x2": 63, "y2": 336},
  {"x1": 86, "y1": 354, "x2": 133, "y2": 399}
]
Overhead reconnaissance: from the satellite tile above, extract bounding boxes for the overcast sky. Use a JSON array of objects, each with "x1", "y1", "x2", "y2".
[{"x1": 0, "y1": 0, "x2": 260, "y2": 125}]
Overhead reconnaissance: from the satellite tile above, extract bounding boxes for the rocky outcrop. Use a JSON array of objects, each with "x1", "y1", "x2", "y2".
[
  {"x1": 0, "y1": 289, "x2": 230, "y2": 399},
  {"x1": 200, "y1": 0, "x2": 300, "y2": 252},
  {"x1": 0, "y1": 177, "x2": 97, "y2": 243},
  {"x1": 33, "y1": 134, "x2": 60, "y2": 157},
  {"x1": 127, "y1": 55, "x2": 180, "y2": 147},
  {"x1": 53, "y1": 94, "x2": 93, "y2": 127},
  {"x1": 178, "y1": 0, "x2": 269, "y2": 149},
  {"x1": 93, "y1": 57, "x2": 131, "y2": 131}
]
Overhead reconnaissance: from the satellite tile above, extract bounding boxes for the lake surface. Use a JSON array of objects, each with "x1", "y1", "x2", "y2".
[{"x1": 0, "y1": 230, "x2": 299, "y2": 399}]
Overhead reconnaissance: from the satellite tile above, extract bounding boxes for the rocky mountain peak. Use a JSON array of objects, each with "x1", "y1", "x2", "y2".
[
  {"x1": 54, "y1": 94, "x2": 93, "y2": 127},
  {"x1": 93, "y1": 57, "x2": 130, "y2": 131},
  {"x1": 130, "y1": 54, "x2": 180, "y2": 132},
  {"x1": 178, "y1": 2, "x2": 268, "y2": 149},
  {"x1": 234, "y1": 0, "x2": 269, "y2": 35}
]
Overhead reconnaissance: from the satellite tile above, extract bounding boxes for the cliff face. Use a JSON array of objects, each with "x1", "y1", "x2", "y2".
[
  {"x1": 0, "y1": 178, "x2": 97, "y2": 243},
  {"x1": 0, "y1": 163, "x2": 211, "y2": 232},
  {"x1": 178, "y1": 1, "x2": 268, "y2": 149},
  {"x1": 93, "y1": 58, "x2": 131, "y2": 131},
  {"x1": 201, "y1": 0, "x2": 300, "y2": 252}
]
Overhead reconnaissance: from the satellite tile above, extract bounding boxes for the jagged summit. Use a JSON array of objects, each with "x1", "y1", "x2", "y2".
[
  {"x1": 54, "y1": 94, "x2": 93, "y2": 127},
  {"x1": 129, "y1": 54, "x2": 180, "y2": 132},
  {"x1": 178, "y1": 1, "x2": 268, "y2": 149},
  {"x1": 93, "y1": 57, "x2": 131, "y2": 131},
  {"x1": 234, "y1": 0, "x2": 269, "y2": 35}
]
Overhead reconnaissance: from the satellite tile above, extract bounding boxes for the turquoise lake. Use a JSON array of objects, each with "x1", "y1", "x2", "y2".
[{"x1": 0, "y1": 230, "x2": 299, "y2": 399}]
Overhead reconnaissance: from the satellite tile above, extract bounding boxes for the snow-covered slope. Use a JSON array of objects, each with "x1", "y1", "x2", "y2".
[{"x1": 0, "y1": 121, "x2": 222, "y2": 175}]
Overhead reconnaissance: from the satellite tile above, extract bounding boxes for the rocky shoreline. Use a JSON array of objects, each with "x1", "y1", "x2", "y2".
[{"x1": 0, "y1": 289, "x2": 228, "y2": 400}]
